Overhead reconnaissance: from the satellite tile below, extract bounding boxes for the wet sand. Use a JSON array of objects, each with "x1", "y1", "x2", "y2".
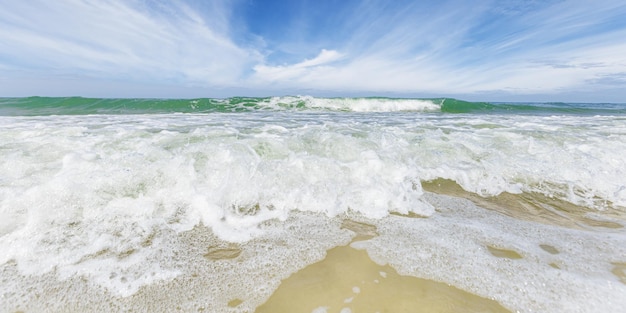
[
  {"x1": 256, "y1": 245, "x2": 510, "y2": 313},
  {"x1": 2, "y1": 188, "x2": 625, "y2": 313},
  {"x1": 422, "y1": 178, "x2": 626, "y2": 230}
]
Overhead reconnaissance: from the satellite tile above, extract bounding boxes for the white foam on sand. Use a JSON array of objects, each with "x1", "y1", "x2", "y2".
[
  {"x1": 1, "y1": 112, "x2": 625, "y2": 312},
  {"x1": 352, "y1": 192, "x2": 626, "y2": 313}
]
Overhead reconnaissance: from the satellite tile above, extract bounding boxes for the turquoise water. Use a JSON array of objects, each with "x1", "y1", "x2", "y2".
[
  {"x1": 1, "y1": 96, "x2": 625, "y2": 312},
  {"x1": 1, "y1": 96, "x2": 625, "y2": 115}
]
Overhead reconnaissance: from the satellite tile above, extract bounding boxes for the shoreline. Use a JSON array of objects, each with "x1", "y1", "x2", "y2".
[
  {"x1": 1, "y1": 190, "x2": 625, "y2": 312},
  {"x1": 422, "y1": 178, "x2": 626, "y2": 230}
]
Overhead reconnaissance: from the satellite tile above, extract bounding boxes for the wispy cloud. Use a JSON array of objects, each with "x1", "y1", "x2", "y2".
[
  {"x1": 0, "y1": 0, "x2": 257, "y2": 89},
  {"x1": 245, "y1": 0, "x2": 626, "y2": 97},
  {"x1": 1, "y1": 0, "x2": 625, "y2": 100},
  {"x1": 252, "y1": 49, "x2": 343, "y2": 83}
]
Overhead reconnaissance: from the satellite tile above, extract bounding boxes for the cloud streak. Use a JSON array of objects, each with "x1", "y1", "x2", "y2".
[
  {"x1": 0, "y1": 0, "x2": 257, "y2": 88},
  {"x1": 263, "y1": 0, "x2": 626, "y2": 98},
  {"x1": 1, "y1": 0, "x2": 625, "y2": 100},
  {"x1": 252, "y1": 49, "x2": 344, "y2": 83}
]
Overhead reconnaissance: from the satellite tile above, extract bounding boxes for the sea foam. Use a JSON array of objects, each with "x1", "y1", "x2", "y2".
[
  {"x1": 0, "y1": 110, "x2": 625, "y2": 304},
  {"x1": 262, "y1": 96, "x2": 442, "y2": 112}
]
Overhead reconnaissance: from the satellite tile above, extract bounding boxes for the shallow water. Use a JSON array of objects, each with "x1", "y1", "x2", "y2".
[
  {"x1": 422, "y1": 179, "x2": 626, "y2": 230},
  {"x1": 2, "y1": 192, "x2": 625, "y2": 312},
  {"x1": 257, "y1": 245, "x2": 511, "y2": 313},
  {"x1": 1, "y1": 97, "x2": 626, "y2": 312}
]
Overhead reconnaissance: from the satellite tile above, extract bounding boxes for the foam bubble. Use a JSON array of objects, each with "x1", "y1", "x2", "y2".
[
  {"x1": 311, "y1": 307, "x2": 329, "y2": 313},
  {"x1": 1, "y1": 211, "x2": 353, "y2": 311},
  {"x1": 1, "y1": 111, "x2": 625, "y2": 300},
  {"x1": 263, "y1": 96, "x2": 442, "y2": 112},
  {"x1": 355, "y1": 192, "x2": 626, "y2": 312}
]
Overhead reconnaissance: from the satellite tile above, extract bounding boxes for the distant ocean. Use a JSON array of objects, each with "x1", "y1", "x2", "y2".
[{"x1": 1, "y1": 96, "x2": 625, "y2": 312}]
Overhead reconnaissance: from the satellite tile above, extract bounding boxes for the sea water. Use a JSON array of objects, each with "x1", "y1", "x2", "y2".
[{"x1": 0, "y1": 96, "x2": 625, "y2": 312}]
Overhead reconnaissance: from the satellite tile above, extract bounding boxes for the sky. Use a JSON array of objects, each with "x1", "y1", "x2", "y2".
[{"x1": 1, "y1": 0, "x2": 626, "y2": 101}]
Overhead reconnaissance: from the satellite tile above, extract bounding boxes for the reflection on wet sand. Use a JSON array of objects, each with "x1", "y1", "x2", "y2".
[
  {"x1": 422, "y1": 179, "x2": 625, "y2": 230},
  {"x1": 258, "y1": 219, "x2": 510, "y2": 312},
  {"x1": 256, "y1": 245, "x2": 510, "y2": 313}
]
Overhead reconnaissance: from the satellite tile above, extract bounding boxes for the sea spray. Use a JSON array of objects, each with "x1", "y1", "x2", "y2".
[{"x1": 1, "y1": 97, "x2": 625, "y2": 312}]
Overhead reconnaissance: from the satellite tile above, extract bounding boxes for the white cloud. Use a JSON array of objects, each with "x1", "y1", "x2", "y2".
[
  {"x1": 252, "y1": 49, "x2": 344, "y2": 82},
  {"x1": 0, "y1": 0, "x2": 259, "y2": 89},
  {"x1": 1, "y1": 0, "x2": 625, "y2": 99},
  {"x1": 246, "y1": 0, "x2": 626, "y2": 97},
  {"x1": 296, "y1": 49, "x2": 344, "y2": 68}
]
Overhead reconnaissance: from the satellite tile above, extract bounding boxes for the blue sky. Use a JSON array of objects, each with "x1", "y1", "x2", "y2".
[{"x1": 1, "y1": 0, "x2": 626, "y2": 101}]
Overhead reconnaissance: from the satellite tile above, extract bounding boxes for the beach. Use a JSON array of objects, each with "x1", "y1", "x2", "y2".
[{"x1": 1, "y1": 96, "x2": 625, "y2": 312}]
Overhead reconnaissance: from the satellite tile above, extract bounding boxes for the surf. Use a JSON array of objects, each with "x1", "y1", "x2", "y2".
[{"x1": 1, "y1": 96, "x2": 626, "y2": 312}]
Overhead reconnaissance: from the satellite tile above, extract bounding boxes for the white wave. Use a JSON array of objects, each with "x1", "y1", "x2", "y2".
[
  {"x1": 260, "y1": 95, "x2": 442, "y2": 112},
  {"x1": 357, "y1": 193, "x2": 626, "y2": 313},
  {"x1": 0, "y1": 111, "x2": 624, "y2": 297}
]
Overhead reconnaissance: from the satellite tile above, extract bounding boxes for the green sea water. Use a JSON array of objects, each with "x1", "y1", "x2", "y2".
[
  {"x1": 1, "y1": 96, "x2": 625, "y2": 116},
  {"x1": 1, "y1": 94, "x2": 625, "y2": 312}
]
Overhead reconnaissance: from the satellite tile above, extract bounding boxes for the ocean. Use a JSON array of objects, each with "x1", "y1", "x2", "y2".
[{"x1": 0, "y1": 96, "x2": 625, "y2": 312}]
